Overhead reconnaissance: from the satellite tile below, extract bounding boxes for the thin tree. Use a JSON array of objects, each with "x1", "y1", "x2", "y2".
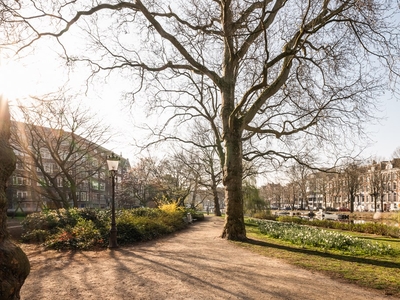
[
  {"x1": 392, "y1": 147, "x2": 400, "y2": 159},
  {"x1": 287, "y1": 163, "x2": 311, "y2": 210},
  {"x1": 343, "y1": 162, "x2": 362, "y2": 213},
  {"x1": 3, "y1": 1, "x2": 400, "y2": 240}
]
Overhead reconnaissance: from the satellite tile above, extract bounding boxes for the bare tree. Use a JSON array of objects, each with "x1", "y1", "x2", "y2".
[
  {"x1": 125, "y1": 156, "x2": 192, "y2": 207},
  {"x1": 343, "y1": 162, "x2": 363, "y2": 213},
  {"x1": 392, "y1": 147, "x2": 400, "y2": 159},
  {"x1": 172, "y1": 119, "x2": 224, "y2": 214},
  {"x1": 175, "y1": 147, "x2": 223, "y2": 213},
  {"x1": 10, "y1": 98, "x2": 111, "y2": 208},
  {"x1": 3, "y1": 1, "x2": 400, "y2": 240},
  {"x1": 369, "y1": 163, "x2": 382, "y2": 212},
  {"x1": 313, "y1": 171, "x2": 331, "y2": 210},
  {"x1": 260, "y1": 182, "x2": 284, "y2": 209},
  {"x1": 287, "y1": 163, "x2": 311, "y2": 210}
]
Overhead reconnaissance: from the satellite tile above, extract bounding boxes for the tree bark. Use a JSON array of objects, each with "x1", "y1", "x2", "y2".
[
  {"x1": 221, "y1": 119, "x2": 246, "y2": 240},
  {"x1": 0, "y1": 97, "x2": 30, "y2": 299}
]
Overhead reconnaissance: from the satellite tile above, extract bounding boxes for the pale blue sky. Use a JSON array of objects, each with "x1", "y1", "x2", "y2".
[{"x1": 365, "y1": 95, "x2": 400, "y2": 160}]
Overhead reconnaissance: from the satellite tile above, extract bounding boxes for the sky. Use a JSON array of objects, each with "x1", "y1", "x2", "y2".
[{"x1": 365, "y1": 95, "x2": 400, "y2": 160}]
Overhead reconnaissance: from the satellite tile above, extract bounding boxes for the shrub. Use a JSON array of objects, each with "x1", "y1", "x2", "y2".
[
  {"x1": 159, "y1": 202, "x2": 181, "y2": 213},
  {"x1": 21, "y1": 207, "x2": 190, "y2": 250},
  {"x1": 44, "y1": 218, "x2": 105, "y2": 250},
  {"x1": 116, "y1": 211, "x2": 144, "y2": 244},
  {"x1": 253, "y1": 211, "x2": 274, "y2": 220}
]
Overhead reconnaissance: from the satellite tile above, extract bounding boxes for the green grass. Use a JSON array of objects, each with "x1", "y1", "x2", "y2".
[{"x1": 234, "y1": 219, "x2": 400, "y2": 297}]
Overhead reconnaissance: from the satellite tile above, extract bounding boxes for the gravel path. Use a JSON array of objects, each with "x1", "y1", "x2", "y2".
[{"x1": 19, "y1": 216, "x2": 396, "y2": 300}]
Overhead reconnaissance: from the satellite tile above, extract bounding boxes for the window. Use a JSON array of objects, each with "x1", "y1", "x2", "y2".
[
  {"x1": 40, "y1": 149, "x2": 51, "y2": 159},
  {"x1": 53, "y1": 164, "x2": 60, "y2": 172},
  {"x1": 80, "y1": 192, "x2": 88, "y2": 201},
  {"x1": 81, "y1": 180, "x2": 89, "y2": 189},
  {"x1": 92, "y1": 158, "x2": 98, "y2": 167},
  {"x1": 91, "y1": 180, "x2": 99, "y2": 190},
  {"x1": 57, "y1": 177, "x2": 64, "y2": 187},
  {"x1": 44, "y1": 163, "x2": 53, "y2": 173},
  {"x1": 99, "y1": 182, "x2": 105, "y2": 191},
  {"x1": 13, "y1": 176, "x2": 29, "y2": 185},
  {"x1": 16, "y1": 191, "x2": 28, "y2": 199}
]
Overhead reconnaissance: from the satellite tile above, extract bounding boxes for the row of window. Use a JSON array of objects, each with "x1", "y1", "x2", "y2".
[
  {"x1": 11, "y1": 190, "x2": 107, "y2": 203},
  {"x1": 12, "y1": 176, "x2": 106, "y2": 191}
]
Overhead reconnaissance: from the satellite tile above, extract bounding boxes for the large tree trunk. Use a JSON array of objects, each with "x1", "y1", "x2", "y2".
[
  {"x1": 0, "y1": 97, "x2": 30, "y2": 299},
  {"x1": 221, "y1": 120, "x2": 246, "y2": 241}
]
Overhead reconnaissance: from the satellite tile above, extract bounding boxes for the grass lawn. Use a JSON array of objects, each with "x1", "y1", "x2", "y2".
[{"x1": 234, "y1": 220, "x2": 400, "y2": 297}]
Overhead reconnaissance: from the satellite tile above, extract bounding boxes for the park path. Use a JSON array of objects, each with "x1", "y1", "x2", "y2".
[{"x1": 19, "y1": 216, "x2": 396, "y2": 300}]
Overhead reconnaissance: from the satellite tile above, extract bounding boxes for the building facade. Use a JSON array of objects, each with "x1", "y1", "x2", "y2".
[{"x1": 262, "y1": 159, "x2": 400, "y2": 212}]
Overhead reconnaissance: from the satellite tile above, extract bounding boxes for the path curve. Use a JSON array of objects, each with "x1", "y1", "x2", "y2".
[{"x1": 20, "y1": 216, "x2": 396, "y2": 300}]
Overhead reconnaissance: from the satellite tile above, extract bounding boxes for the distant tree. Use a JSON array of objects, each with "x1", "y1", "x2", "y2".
[
  {"x1": 369, "y1": 164, "x2": 381, "y2": 212},
  {"x1": 11, "y1": 98, "x2": 111, "y2": 208},
  {"x1": 120, "y1": 157, "x2": 162, "y2": 208},
  {"x1": 172, "y1": 120, "x2": 224, "y2": 214},
  {"x1": 392, "y1": 147, "x2": 400, "y2": 159},
  {"x1": 243, "y1": 181, "x2": 266, "y2": 216},
  {"x1": 260, "y1": 183, "x2": 285, "y2": 210},
  {"x1": 314, "y1": 172, "x2": 330, "y2": 210},
  {"x1": 116, "y1": 171, "x2": 141, "y2": 208},
  {"x1": 329, "y1": 170, "x2": 344, "y2": 209},
  {"x1": 287, "y1": 163, "x2": 311, "y2": 210},
  {"x1": 343, "y1": 162, "x2": 362, "y2": 213}
]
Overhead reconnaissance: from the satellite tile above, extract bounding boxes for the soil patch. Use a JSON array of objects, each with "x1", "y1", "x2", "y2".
[{"x1": 17, "y1": 216, "x2": 397, "y2": 300}]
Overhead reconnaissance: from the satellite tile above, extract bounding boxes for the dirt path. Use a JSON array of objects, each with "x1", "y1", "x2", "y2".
[{"x1": 19, "y1": 216, "x2": 396, "y2": 300}]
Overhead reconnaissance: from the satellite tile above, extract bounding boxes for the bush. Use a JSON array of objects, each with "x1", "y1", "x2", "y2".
[
  {"x1": 252, "y1": 211, "x2": 274, "y2": 220},
  {"x1": 21, "y1": 207, "x2": 190, "y2": 250},
  {"x1": 44, "y1": 219, "x2": 105, "y2": 250}
]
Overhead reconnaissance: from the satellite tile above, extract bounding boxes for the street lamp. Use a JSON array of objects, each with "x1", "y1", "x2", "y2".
[{"x1": 107, "y1": 153, "x2": 120, "y2": 249}]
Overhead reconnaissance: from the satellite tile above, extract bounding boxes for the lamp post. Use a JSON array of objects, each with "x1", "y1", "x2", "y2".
[{"x1": 107, "y1": 153, "x2": 120, "y2": 249}]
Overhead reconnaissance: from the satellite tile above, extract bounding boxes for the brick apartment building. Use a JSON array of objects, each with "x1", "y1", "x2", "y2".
[{"x1": 6, "y1": 121, "x2": 130, "y2": 214}]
